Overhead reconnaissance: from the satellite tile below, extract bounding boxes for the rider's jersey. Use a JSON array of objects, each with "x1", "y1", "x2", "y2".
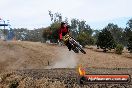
[{"x1": 58, "y1": 26, "x2": 68, "y2": 40}]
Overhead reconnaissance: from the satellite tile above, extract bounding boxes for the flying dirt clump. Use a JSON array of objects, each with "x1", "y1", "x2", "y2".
[{"x1": 52, "y1": 49, "x2": 78, "y2": 68}]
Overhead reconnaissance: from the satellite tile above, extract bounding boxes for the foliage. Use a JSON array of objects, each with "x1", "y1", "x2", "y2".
[
  {"x1": 93, "y1": 30, "x2": 100, "y2": 44},
  {"x1": 42, "y1": 11, "x2": 65, "y2": 43},
  {"x1": 125, "y1": 18, "x2": 132, "y2": 53},
  {"x1": 127, "y1": 36, "x2": 132, "y2": 53},
  {"x1": 77, "y1": 31, "x2": 94, "y2": 47},
  {"x1": 13, "y1": 28, "x2": 28, "y2": 41},
  {"x1": 14, "y1": 28, "x2": 44, "y2": 42},
  {"x1": 96, "y1": 28, "x2": 116, "y2": 52},
  {"x1": 77, "y1": 32, "x2": 87, "y2": 47},
  {"x1": 127, "y1": 18, "x2": 132, "y2": 28},
  {"x1": 124, "y1": 18, "x2": 132, "y2": 46},
  {"x1": 115, "y1": 44, "x2": 124, "y2": 54},
  {"x1": 71, "y1": 18, "x2": 94, "y2": 46},
  {"x1": 48, "y1": 11, "x2": 62, "y2": 23},
  {"x1": 70, "y1": 19, "x2": 93, "y2": 34},
  {"x1": 105, "y1": 23, "x2": 124, "y2": 45},
  {"x1": 42, "y1": 27, "x2": 50, "y2": 41},
  {"x1": 11, "y1": 11, "x2": 132, "y2": 50},
  {"x1": 49, "y1": 22, "x2": 61, "y2": 43}
]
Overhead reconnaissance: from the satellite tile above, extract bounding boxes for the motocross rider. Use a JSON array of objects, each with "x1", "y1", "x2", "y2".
[{"x1": 58, "y1": 22, "x2": 72, "y2": 51}]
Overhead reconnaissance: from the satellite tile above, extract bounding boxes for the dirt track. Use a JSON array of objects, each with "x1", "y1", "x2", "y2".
[
  {"x1": 0, "y1": 40, "x2": 132, "y2": 88},
  {"x1": 0, "y1": 40, "x2": 132, "y2": 71}
]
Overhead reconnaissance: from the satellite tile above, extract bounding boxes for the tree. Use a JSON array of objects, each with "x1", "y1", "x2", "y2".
[
  {"x1": 93, "y1": 30, "x2": 100, "y2": 45},
  {"x1": 43, "y1": 11, "x2": 70, "y2": 43},
  {"x1": 77, "y1": 32, "x2": 88, "y2": 47},
  {"x1": 70, "y1": 18, "x2": 93, "y2": 40},
  {"x1": 70, "y1": 18, "x2": 79, "y2": 39},
  {"x1": 14, "y1": 28, "x2": 28, "y2": 41},
  {"x1": 48, "y1": 11, "x2": 62, "y2": 23},
  {"x1": 78, "y1": 20, "x2": 86, "y2": 32},
  {"x1": 96, "y1": 28, "x2": 116, "y2": 52},
  {"x1": 127, "y1": 36, "x2": 132, "y2": 53},
  {"x1": 42, "y1": 27, "x2": 50, "y2": 42},
  {"x1": 70, "y1": 18, "x2": 79, "y2": 30},
  {"x1": 127, "y1": 18, "x2": 132, "y2": 28},
  {"x1": 115, "y1": 44, "x2": 124, "y2": 55},
  {"x1": 42, "y1": 11, "x2": 63, "y2": 43},
  {"x1": 13, "y1": 28, "x2": 44, "y2": 42},
  {"x1": 49, "y1": 22, "x2": 61, "y2": 43},
  {"x1": 105, "y1": 23, "x2": 124, "y2": 45},
  {"x1": 124, "y1": 18, "x2": 132, "y2": 52},
  {"x1": 77, "y1": 31, "x2": 94, "y2": 47},
  {"x1": 124, "y1": 18, "x2": 132, "y2": 46}
]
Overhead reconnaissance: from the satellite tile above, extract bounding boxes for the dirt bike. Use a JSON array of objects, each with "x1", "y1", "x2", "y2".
[{"x1": 63, "y1": 34, "x2": 86, "y2": 54}]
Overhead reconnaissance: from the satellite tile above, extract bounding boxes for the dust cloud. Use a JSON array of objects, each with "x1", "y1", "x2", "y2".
[{"x1": 52, "y1": 51, "x2": 78, "y2": 68}]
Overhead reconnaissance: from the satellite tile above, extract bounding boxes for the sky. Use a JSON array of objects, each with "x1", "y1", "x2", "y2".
[{"x1": 0, "y1": 0, "x2": 132, "y2": 30}]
